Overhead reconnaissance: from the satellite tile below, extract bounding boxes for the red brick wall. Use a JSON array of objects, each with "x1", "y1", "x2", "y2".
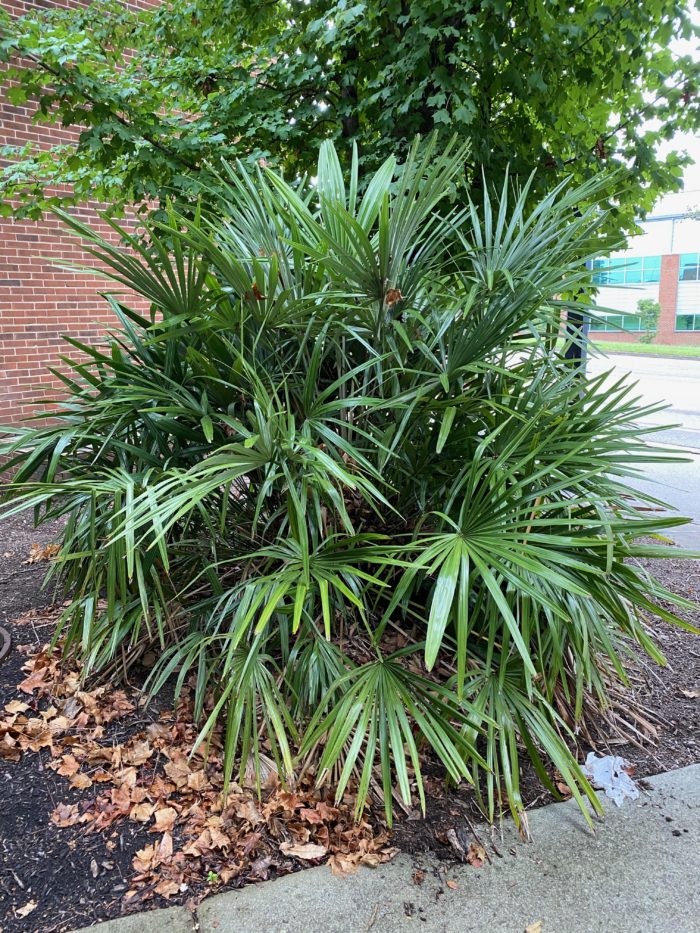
[
  {"x1": 0, "y1": 208, "x2": 150, "y2": 423},
  {"x1": 656, "y1": 254, "x2": 686, "y2": 344},
  {"x1": 1, "y1": 0, "x2": 152, "y2": 425}
]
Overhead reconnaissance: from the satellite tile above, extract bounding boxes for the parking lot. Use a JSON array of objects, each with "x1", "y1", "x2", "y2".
[{"x1": 588, "y1": 351, "x2": 700, "y2": 546}]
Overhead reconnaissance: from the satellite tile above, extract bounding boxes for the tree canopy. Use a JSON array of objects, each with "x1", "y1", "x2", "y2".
[{"x1": 1, "y1": 0, "x2": 699, "y2": 235}]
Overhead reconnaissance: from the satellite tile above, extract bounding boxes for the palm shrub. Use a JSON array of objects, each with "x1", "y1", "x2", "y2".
[{"x1": 1, "y1": 138, "x2": 696, "y2": 829}]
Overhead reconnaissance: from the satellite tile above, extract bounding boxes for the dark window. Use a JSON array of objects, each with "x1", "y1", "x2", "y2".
[
  {"x1": 675, "y1": 313, "x2": 700, "y2": 332},
  {"x1": 679, "y1": 254, "x2": 700, "y2": 282}
]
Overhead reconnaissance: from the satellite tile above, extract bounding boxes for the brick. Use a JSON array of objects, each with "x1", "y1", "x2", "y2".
[{"x1": 0, "y1": 0, "x2": 154, "y2": 425}]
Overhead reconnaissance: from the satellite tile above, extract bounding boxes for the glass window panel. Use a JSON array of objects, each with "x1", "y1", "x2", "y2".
[
  {"x1": 642, "y1": 256, "x2": 661, "y2": 283},
  {"x1": 679, "y1": 254, "x2": 700, "y2": 282},
  {"x1": 624, "y1": 259, "x2": 642, "y2": 284},
  {"x1": 606, "y1": 270, "x2": 625, "y2": 285},
  {"x1": 621, "y1": 315, "x2": 640, "y2": 331},
  {"x1": 593, "y1": 255, "x2": 662, "y2": 285},
  {"x1": 606, "y1": 260, "x2": 625, "y2": 285},
  {"x1": 676, "y1": 313, "x2": 697, "y2": 331},
  {"x1": 592, "y1": 259, "x2": 609, "y2": 285}
]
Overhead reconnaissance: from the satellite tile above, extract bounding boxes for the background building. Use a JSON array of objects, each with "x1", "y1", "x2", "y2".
[{"x1": 592, "y1": 190, "x2": 700, "y2": 345}]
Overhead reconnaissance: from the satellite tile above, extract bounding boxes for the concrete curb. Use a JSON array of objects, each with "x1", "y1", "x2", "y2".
[
  {"x1": 69, "y1": 763, "x2": 700, "y2": 933},
  {"x1": 71, "y1": 908, "x2": 194, "y2": 933}
]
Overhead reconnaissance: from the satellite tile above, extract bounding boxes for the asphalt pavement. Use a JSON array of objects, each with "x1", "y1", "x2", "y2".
[{"x1": 588, "y1": 351, "x2": 700, "y2": 547}]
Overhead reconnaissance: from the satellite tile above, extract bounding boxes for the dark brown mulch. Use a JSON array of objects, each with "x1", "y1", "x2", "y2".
[
  {"x1": 0, "y1": 516, "x2": 143, "y2": 933},
  {"x1": 1, "y1": 512, "x2": 699, "y2": 932},
  {"x1": 0, "y1": 515, "x2": 393, "y2": 933},
  {"x1": 615, "y1": 552, "x2": 700, "y2": 776},
  {"x1": 0, "y1": 514, "x2": 66, "y2": 626}
]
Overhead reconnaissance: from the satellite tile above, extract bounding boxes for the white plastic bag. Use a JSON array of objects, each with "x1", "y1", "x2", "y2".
[{"x1": 582, "y1": 752, "x2": 639, "y2": 806}]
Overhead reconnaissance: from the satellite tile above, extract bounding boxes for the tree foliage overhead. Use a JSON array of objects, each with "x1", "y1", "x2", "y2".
[
  {"x1": 1, "y1": 142, "x2": 696, "y2": 825},
  {"x1": 1, "y1": 0, "x2": 699, "y2": 234}
]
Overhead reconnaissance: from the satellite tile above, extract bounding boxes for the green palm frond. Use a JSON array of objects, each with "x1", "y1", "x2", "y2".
[
  {"x1": 302, "y1": 652, "x2": 483, "y2": 824},
  {"x1": 2, "y1": 136, "x2": 697, "y2": 828}
]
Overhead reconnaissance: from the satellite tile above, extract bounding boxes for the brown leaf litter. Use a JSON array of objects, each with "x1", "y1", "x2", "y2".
[
  {"x1": 0, "y1": 642, "x2": 396, "y2": 908},
  {"x1": 23, "y1": 543, "x2": 60, "y2": 565}
]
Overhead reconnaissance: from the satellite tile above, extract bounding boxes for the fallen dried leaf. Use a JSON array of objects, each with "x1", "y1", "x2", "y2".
[
  {"x1": 24, "y1": 543, "x2": 60, "y2": 564},
  {"x1": 315, "y1": 801, "x2": 340, "y2": 820},
  {"x1": 131, "y1": 802, "x2": 156, "y2": 823},
  {"x1": 125, "y1": 739, "x2": 152, "y2": 766},
  {"x1": 164, "y1": 757, "x2": 191, "y2": 789},
  {"x1": 117, "y1": 766, "x2": 138, "y2": 788},
  {"x1": 51, "y1": 802, "x2": 82, "y2": 828},
  {"x1": 15, "y1": 899, "x2": 37, "y2": 918},
  {"x1": 57, "y1": 754, "x2": 80, "y2": 777},
  {"x1": 247, "y1": 855, "x2": 272, "y2": 879},
  {"x1": 69, "y1": 772, "x2": 93, "y2": 790},
  {"x1": 157, "y1": 832, "x2": 174, "y2": 863},
  {"x1": 132, "y1": 843, "x2": 157, "y2": 874},
  {"x1": 232, "y1": 797, "x2": 263, "y2": 825},
  {"x1": 93, "y1": 769, "x2": 113, "y2": 783},
  {"x1": 152, "y1": 806, "x2": 178, "y2": 833},
  {"x1": 155, "y1": 879, "x2": 180, "y2": 898},
  {"x1": 466, "y1": 842, "x2": 487, "y2": 868},
  {"x1": 681, "y1": 688, "x2": 700, "y2": 699},
  {"x1": 62, "y1": 695, "x2": 83, "y2": 719},
  {"x1": 445, "y1": 879, "x2": 458, "y2": 890},
  {"x1": 329, "y1": 853, "x2": 360, "y2": 876},
  {"x1": 300, "y1": 806, "x2": 324, "y2": 824},
  {"x1": 525, "y1": 922, "x2": 543, "y2": 933},
  {"x1": 20, "y1": 726, "x2": 53, "y2": 752},
  {"x1": 4, "y1": 640, "x2": 396, "y2": 903},
  {"x1": 19, "y1": 667, "x2": 52, "y2": 694},
  {"x1": 186, "y1": 769, "x2": 209, "y2": 791},
  {"x1": 444, "y1": 827, "x2": 465, "y2": 859},
  {"x1": 0, "y1": 739, "x2": 21, "y2": 762},
  {"x1": 279, "y1": 842, "x2": 328, "y2": 860}
]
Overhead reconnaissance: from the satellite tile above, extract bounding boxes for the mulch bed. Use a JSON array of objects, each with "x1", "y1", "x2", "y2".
[{"x1": 1, "y1": 513, "x2": 699, "y2": 933}]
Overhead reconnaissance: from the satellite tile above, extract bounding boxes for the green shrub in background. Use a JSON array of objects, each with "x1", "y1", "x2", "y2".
[
  {"x1": 638, "y1": 298, "x2": 661, "y2": 344},
  {"x1": 1, "y1": 140, "x2": 696, "y2": 829}
]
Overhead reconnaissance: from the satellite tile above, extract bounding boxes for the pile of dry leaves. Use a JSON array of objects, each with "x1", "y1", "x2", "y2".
[{"x1": 0, "y1": 637, "x2": 396, "y2": 908}]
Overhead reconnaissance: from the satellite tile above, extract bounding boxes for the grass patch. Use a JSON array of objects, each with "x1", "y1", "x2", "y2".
[{"x1": 592, "y1": 340, "x2": 700, "y2": 359}]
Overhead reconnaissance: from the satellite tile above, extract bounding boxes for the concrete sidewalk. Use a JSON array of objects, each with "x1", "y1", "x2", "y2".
[{"x1": 74, "y1": 763, "x2": 700, "y2": 933}]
